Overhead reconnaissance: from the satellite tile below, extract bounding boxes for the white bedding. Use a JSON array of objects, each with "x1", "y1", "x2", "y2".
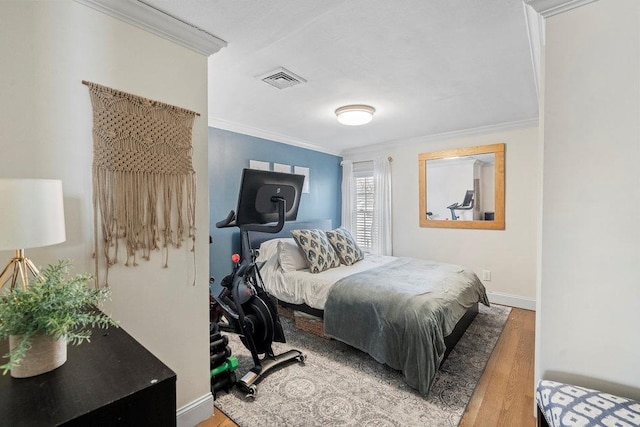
[
  {"x1": 259, "y1": 251, "x2": 395, "y2": 309},
  {"x1": 256, "y1": 235, "x2": 489, "y2": 396}
]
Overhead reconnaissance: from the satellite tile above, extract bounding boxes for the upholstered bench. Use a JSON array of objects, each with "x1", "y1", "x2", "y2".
[{"x1": 536, "y1": 380, "x2": 640, "y2": 426}]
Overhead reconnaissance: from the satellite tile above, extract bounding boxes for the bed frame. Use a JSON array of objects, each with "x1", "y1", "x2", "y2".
[{"x1": 247, "y1": 219, "x2": 479, "y2": 364}]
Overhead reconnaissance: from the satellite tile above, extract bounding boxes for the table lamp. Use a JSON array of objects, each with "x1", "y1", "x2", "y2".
[{"x1": 0, "y1": 179, "x2": 66, "y2": 291}]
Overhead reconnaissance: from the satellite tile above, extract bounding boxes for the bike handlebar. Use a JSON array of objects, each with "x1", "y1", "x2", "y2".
[
  {"x1": 215, "y1": 197, "x2": 287, "y2": 234},
  {"x1": 216, "y1": 210, "x2": 237, "y2": 228}
]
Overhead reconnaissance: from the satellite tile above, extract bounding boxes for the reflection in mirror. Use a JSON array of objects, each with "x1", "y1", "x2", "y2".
[
  {"x1": 419, "y1": 143, "x2": 504, "y2": 230},
  {"x1": 426, "y1": 153, "x2": 494, "y2": 221}
]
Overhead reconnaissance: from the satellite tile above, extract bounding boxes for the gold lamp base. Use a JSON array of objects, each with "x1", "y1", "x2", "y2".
[{"x1": 0, "y1": 249, "x2": 43, "y2": 291}]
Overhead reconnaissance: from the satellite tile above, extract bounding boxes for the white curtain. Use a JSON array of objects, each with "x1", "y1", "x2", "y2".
[
  {"x1": 340, "y1": 160, "x2": 354, "y2": 231},
  {"x1": 373, "y1": 157, "x2": 392, "y2": 255}
]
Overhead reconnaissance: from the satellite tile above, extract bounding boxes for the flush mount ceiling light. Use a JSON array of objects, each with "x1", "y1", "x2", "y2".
[{"x1": 335, "y1": 104, "x2": 375, "y2": 126}]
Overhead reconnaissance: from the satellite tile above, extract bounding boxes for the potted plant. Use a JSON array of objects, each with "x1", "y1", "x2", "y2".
[{"x1": 0, "y1": 260, "x2": 117, "y2": 377}]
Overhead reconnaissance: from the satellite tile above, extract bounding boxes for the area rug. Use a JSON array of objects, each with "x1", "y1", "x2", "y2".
[{"x1": 214, "y1": 304, "x2": 510, "y2": 427}]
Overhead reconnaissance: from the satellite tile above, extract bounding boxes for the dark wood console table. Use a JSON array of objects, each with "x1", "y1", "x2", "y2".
[{"x1": 0, "y1": 325, "x2": 176, "y2": 426}]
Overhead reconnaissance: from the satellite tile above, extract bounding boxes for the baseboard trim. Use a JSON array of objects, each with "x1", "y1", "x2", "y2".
[
  {"x1": 487, "y1": 291, "x2": 536, "y2": 311},
  {"x1": 176, "y1": 392, "x2": 214, "y2": 427}
]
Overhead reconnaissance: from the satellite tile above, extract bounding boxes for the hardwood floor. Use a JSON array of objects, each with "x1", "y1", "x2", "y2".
[
  {"x1": 200, "y1": 410, "x2": 238, "y2": 427},
  {"x1": 199, "y1": 307, "x2": 536, "y2": 427},
  {"x1": 459, "y1": 308, "x2": 536, "y2": 427}
]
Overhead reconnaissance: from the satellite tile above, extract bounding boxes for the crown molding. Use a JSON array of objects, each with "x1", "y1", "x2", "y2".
[
  {"x1": 209, "y1": 116, "x2": 538, "y2": 158},
  {"x1": 342, "y1": 118, "x2": 539, "y2": 157},
  {"x1": 522, "y1": 0, "x2": 601, "y2": 99},
  {"x1": 523, "y1": 2, "x2": 543, "y2": 99},
  {"x1": 523, "y1": 0, "x2": 599, "y2": 18},
  {"x1": 74, "y1": 0, "x2": 227, "y2": 56},
  {"x1": 208, "y1": 117, "x2": 342, "y2": 157}
]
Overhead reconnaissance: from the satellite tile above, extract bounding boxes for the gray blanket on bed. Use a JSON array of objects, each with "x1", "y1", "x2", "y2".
[{"x1": 323, "y1": 257, "x2": 489, "y2": 396}]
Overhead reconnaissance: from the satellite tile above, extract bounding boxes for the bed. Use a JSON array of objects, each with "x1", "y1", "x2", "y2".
[{"x1": 248, "y1": 220, "x2": 490, "y2": 396}]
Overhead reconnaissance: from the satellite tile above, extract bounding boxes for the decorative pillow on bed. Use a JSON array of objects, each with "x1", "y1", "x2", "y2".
[
  {"x1": 255, "y1": 239, "x2": 282, "y2": 263},
  {"x1": 325, "y1": 227, "x2": 365, "y2": 266},
  {"x1": 290, "y1": 229, "x2": 340, "y2": 273},
  {"x1": 277, "y1": 238, "x2": 308, "y2": 272}
]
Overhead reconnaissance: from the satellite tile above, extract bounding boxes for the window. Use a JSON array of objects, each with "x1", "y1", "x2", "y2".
[
  {"x1": 353, "y1": 161, "x2": 374, "y2": 251},
  {"x1": 343, "y1": 158, "x2": 391, "y2": 256}
]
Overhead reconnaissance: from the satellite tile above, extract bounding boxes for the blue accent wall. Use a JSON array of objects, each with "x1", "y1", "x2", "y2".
[{"x1": 208, "y1": 127, "x2": 342, "y2": 293}]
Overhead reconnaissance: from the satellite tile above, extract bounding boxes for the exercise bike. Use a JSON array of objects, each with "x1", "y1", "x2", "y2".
[
  {"x1": 446, "y1": 189, "x2": 474, "y2": 220},
  {"x1": 210, "y1": 168, "x2": 306, "y2": 398}
]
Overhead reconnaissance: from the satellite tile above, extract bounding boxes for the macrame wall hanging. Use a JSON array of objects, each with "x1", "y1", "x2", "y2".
[{"x1": 83, "y1": 81, "x2": 199, "y2": 287}]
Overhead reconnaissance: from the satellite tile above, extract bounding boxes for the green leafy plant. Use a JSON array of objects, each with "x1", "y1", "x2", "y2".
[{"x1": 0, "y1": 260, "x2": 117, "y2": 374}]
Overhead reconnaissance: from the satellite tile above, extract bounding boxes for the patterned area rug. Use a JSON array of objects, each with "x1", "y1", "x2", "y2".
[{"x1": 214, "y1": 304, "x2": 511, "y2": 427}]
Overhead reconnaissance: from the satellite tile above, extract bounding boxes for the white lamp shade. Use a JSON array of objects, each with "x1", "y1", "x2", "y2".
[{"x1": 0, "y1": 179, "x2": 66, "y2": 250}]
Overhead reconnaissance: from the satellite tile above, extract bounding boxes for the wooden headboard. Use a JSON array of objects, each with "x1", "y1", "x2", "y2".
[{"x1": 247, "y1": 219, "x2": 332, "y2": 250}]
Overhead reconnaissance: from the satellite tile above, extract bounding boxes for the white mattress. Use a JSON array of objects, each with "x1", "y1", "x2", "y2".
[{"x1": 259, "y1": 252, "x2": 395, "y2": 310}]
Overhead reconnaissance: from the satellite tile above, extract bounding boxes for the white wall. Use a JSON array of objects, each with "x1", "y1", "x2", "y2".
[
  {"x1": 344, "y1": 126, "x2": 539, "y2": 308},
  {"x1": 0, "y1": 1, "x2": 211, "y2": 414},
  {"x1": 427, "y1": 159, "x2": 475, "y2": 220},
  {"x1": 537, "y1": 0, "x2": 640, "y2": 399}
]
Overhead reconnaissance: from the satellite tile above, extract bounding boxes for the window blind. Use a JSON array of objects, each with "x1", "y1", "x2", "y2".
[{"x1": 353, "y1": 161, "x2": 374, "y2": 250}]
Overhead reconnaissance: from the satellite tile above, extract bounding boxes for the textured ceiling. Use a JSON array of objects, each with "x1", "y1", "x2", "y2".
[{"x1": 143, "y1": 0, "x2": 538, "y2": 154}]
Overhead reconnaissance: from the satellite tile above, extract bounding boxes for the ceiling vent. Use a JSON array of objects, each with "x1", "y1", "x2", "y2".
[{"x1": 258, "y1": 67, "x2": 306, "y2": 89}]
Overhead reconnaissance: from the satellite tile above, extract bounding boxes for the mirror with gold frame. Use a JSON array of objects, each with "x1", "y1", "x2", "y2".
[{"x1": 419, "y1": 143, "x2": 505, "y2": 230}]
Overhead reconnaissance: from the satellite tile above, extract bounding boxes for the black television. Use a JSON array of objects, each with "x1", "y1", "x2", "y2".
[{"x1": 234, "y1": 168, "x2": 305, "y2": 226}]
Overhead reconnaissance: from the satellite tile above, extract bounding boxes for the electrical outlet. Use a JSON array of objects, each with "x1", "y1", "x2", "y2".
[{"x1": 482, "y1": 270, "x2": 491, "y2": 281}]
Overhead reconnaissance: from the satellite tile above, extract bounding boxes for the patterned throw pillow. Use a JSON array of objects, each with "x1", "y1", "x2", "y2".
[
  {"x1": 325, "y1": 227, "x2": 365, "y2": 266},
  {"x1": 290, "y1": 229, "x2": 341, "y2": 273}
]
